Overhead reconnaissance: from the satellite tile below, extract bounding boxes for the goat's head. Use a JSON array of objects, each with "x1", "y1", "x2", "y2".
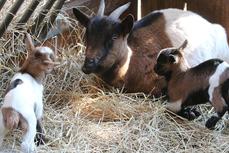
[
  {"x1": 154, "y1": 40, "x2": 188, "y2": 76},
  {"x1": 23, "y1": 33, "x2": 57, "y2": 74},
  {"x1": 73, "y1": 0, "x2": 134, "y2": 74}
]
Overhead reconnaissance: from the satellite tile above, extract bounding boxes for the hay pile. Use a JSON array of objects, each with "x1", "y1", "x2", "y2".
[{"x1": 0, "y1": 1, "x2": 229, "y2": 153}]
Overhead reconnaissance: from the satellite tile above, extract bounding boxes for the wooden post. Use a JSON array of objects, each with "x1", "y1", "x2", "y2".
[
  {"x1": 18, "y1": 0, "x2": 41, "y2": 25},
  {"x1": 39, "y1": 0, "x2": 66, "y2": 39},
  {"x1": 0, "y1": 0, "x2": 6, "y2": 11},
  {"x1": 31, "y1": 0, "x2": 57, "y2": 35},
  {"x1": 0, "y1": 0, "x2": 24, "y2": 38}
]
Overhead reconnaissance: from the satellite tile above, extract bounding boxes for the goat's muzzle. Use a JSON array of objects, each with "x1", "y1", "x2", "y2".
[{"x1": 82, "y1": 58, "x2": 98, "y2": 74}]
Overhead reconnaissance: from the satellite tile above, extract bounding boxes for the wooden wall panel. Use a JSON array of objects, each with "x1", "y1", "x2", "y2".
[{"x1": 141, "y1": 0, "x2": 229, "y2": 40}]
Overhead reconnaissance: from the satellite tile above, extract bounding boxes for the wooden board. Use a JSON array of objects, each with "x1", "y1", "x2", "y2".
[{"x1": 141, "y1": 0, "x2": 229, "y2": 40}]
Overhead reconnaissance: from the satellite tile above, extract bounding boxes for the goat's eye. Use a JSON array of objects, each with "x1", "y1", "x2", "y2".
[
  {"x1": 34, "y1": 52, "x2": 42, "y2": 58},
  {"x1": 50, "y1": 54, "x2": 55, "y2": 61}
]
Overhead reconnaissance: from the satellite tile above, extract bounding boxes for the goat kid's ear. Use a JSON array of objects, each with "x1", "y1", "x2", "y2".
[
  {"x1": 168, "y1": 54, "x2": 177, "y2": 63},
  {"x1": 120, "y1": 14, "x2": 134, "y2": 36},
  {"x1": 73, "y1": 8, "x2": 90, "y2": 27},
  {"x1": 178, "y1": 39, "x2": 188, "y2": 51},
  {"x1": 25, "y1": 33, "x2": 35, "y2": 54}
]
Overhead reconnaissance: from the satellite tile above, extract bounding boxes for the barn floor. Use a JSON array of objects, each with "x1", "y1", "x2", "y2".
[{"x1": 0, "y1": 1, "x2": 229, "y2": 153}]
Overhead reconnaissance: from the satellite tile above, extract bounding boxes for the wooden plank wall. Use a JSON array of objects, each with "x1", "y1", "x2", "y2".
[{"x1": 141, "y1": 0, "x2": 229, "y2": 40}]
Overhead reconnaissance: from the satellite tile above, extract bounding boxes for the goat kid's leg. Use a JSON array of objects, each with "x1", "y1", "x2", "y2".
[
  {"x1": 207, "y1": 87, "x2": 228, "y2": 129},
  {"x1": 21, "y1": 114, "x2": 37, "y2": 153},
  {"x1": 205, "y1": 106, "x2": 227, "y2": 129},
  {"x1": 34, "y1": 120, "x2": 46, "y2": 146},
  {"x1": 0, "y1": 110, "x2": 6, "y2": 146},
  {"x1": 178, "y1": 107, "x2": 201, "y2": 120}
]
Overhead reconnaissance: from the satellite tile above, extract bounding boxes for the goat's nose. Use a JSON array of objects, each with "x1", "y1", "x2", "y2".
[
  {"x1": 85, "y1": 58, "x2": 95, "y2": 67},
  {"x1": 82, "y1": 58, "x2": 98, "y2": 74}
]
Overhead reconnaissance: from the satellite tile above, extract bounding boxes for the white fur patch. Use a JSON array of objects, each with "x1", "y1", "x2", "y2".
[
  {"x1": 208, "y1": 62, "x2": 229, "y2": 102},
  {"x1": 118, "y1": 46, "x2": 132, "y2": 79},
  {"x1": 165, "y1": 100, "x2": 182, "y2": 113},
  {"x1": 160, "y1": 8, "x2": 229, "y2": 67},
  {"x1": 36, "y1": 46, "x2": 54, "y2": 55},
  {"x1": 1, "y1": 72, "x2": 44, "y2": 151}
]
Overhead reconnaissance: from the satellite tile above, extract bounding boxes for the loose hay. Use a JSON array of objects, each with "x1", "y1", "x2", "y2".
[{"x1": 0, "y1": 1, "x2": 229, "y2": 153}]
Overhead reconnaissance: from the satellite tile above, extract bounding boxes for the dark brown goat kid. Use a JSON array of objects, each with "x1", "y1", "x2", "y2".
[
  {"x1": 154, "y1": 40, "x2": 229, "y2": 129},
  {"x1": 73, "y1": 0, "x2": 229, "y2": 95}
]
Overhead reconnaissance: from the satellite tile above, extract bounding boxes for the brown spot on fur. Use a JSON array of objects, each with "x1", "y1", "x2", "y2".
[{"x1": 2, "y1": 107, "x2": 28, "y2": 132}]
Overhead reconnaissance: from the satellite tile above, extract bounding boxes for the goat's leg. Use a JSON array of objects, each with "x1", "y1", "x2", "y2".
[
  {"x1": 34, "y1": 119, "x2": 46, "y2": 146},
  {"x1": 0, "y1": 110, "x2": 6, "y2": 146},
  {"x1": 206, "y1": 87, "x2": 228, "y2": 129},
  {"x1": 177, "y1": 107, "x2": 201, "y2": 120},
  {"x1": 21, "y1": 113, "x2": 37, "y2": 153},
  {"x1": 205, "y1": 106, "x2": 227, "y2": 129}
]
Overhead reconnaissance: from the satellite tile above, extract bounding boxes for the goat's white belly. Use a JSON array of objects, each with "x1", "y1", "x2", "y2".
[
  {"x1": 2, "y1": 73, "x2": 43, "y2": 118},
  {"x1": 162, "y1": 9, "x2": 229, "y2": 67}
]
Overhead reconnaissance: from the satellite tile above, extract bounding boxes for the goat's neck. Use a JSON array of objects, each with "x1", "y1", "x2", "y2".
[
  {"x1": 170, "y1": 61, "x2": 189, "y2": 82},
  {"x1": 20, "y1": 63, "x2": 45, "y2": 84},
  {"x1": 116, "y1": 45, "x2": 132, "y2": 79}
]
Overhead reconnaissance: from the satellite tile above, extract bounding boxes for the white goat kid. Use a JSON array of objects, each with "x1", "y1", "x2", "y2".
[{"x1": 0, "y1": 33, "x2": 56, "y2": 152}]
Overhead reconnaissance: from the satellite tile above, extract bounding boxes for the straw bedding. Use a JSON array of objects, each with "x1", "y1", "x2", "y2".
[{"x1": 0, "y1": 1, "x2": 228, "y2": 152}]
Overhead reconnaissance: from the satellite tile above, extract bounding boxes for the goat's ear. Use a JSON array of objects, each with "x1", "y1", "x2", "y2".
[
  {"x1": 168, "y1": 55, "x2": 177, "y2": 63},
  {"x1": 25, "y1": 33, "x2": 35, "y2": 54},
  {"x1": 178, "y1": 39, "x2": 188, "y2": 51},
  {"x1": 73, "y1": 8, "x2": 89, "y2": 27},
  {"x1": 120, "y1": 14, "x2": 134, "y2": 36}
]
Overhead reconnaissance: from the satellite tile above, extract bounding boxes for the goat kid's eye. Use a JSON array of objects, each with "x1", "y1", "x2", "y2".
[{"x1": 34, "y1": 52, "x2": 42, "y2": 58}]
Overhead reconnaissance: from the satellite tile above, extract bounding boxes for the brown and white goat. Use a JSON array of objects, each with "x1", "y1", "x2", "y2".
[
  {"x1": 72, "y1": 0, "x2": 229, "y2": 95},
  {"x1": 154, "y1": 40, "x2": 229, "y2": 129},
  {"x1": 0, "y1": 34, "x2": 56, "y2": 152}
]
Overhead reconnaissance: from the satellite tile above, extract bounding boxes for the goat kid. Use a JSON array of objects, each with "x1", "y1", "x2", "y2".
[
  {"x1": 154, "y1": 40, "x2": 229, "y2": 129},
  {"x1": 0, "y1": 33, "x2": 56, "y2": 152},
  {"x1": 72, "y1": 0, "x2": 229, "y2": 95}
]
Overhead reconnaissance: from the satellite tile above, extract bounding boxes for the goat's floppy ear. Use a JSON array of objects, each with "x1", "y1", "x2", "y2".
[
  {"x1": 168, "y1": 54, "x2": 177, "y2": 63},
  {"x1": 25, "y1": 33, "x2": 35, "y2": 54},
  {"x1": 178, "y1": 39, "x2": 188, "y2": 51},
  {"x1": 73, "y1": 8, "x2": 90, "y2": 27},
  {"x1": 120, "y1": 14, "x2": 134, "y2": 36}
]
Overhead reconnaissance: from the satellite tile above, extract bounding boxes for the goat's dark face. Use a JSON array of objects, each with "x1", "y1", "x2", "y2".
[
  {"x1": 82, "y1": 17, "x2": 119, "y2": 74},
  {"x1": 154, "y1": 40, "x2": 188, "y2": 76},
  {"x1": 73, "y1": 1, "x2": 133, "y2": 74},
  {"x1": 154, "y1": 48, "x2": 180, "y2": 76}
]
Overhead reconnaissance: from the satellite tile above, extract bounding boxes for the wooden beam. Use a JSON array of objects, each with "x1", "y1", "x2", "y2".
[
  {"x1": 0, "y1": 0, "x2": 7, "y2": 11},
  {"x1": 18, "y1": 0, "x2": 41, "y2": 25},
  {"x1": 0, "y1": 0, "x2": 24, "y2": 38},
  {"x1": 39, "y1": 0, "x2": 66, "y2": 39},
  {"x1": 31, "y1": 0, "x2": 57, "y2": 35}
]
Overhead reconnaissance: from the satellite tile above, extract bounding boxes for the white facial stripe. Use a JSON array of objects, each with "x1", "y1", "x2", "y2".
[
  {"x1": 208, "y1": 62, "x2": 229, "y2": 102},
  {"x1": 165, "y1": 100, "x2": 182, "y2": 113},
  {"x1": 36, "y1": 47, "x2": 54, "y2": 55}
]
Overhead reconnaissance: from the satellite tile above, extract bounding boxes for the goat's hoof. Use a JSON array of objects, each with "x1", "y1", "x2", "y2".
[
  {"x1": 178, "y1": 108, "x2": 201, "y2": 120},
  {"x1": 21, "y1": 142, "x2": 36, "y2": 153},
  {"x1": 35, "y1": 133, "x2": 47, "y2": 146},
  {"x1": 205, "y1": 116, "x2": 219, "y2": 130}
]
